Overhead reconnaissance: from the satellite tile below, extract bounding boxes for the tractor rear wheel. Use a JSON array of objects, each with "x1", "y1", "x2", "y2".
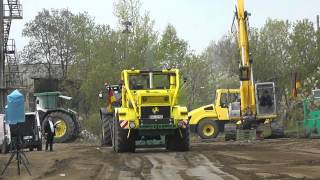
[
  {"x1": 198, "y1": 120, "x2": 219, "y2": 139},
  {"x1": 101, "y1": 113, "x2": 113, "y2": 146},
  {"x1": 42, "y1": 112, "x2": 76, "y2": 143},
  {"x1": 113, "y1": 117, "x2": 135, "y2": 153},
  {"x1": 166, "y1": 127, "x2": 190, "y2": 151}
]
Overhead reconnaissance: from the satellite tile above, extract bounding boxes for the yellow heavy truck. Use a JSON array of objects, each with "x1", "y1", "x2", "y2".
[
  {"x1": 188, "y1": 89, "x2": 240, "y2": 139},
  {"x1": 100, "y1": 69, "x2": 190, "y2": 152}
]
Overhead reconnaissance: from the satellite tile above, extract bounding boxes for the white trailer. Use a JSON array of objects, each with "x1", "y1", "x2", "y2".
[{"x1": 0, "y1": 114, "x2": 11, "y2": 153}]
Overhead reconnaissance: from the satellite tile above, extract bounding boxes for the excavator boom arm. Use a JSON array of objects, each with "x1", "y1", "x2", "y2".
[{"x1": 236, "y1": 0, "x2": 256, "y2": 116}]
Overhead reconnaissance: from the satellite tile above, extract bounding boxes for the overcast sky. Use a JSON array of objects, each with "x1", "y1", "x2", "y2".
[{"x1": 9, "y1": 0, "x2": 320, "y2": 54}]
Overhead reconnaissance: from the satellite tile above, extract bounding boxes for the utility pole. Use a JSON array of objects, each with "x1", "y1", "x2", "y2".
[{"x1": 122, "y1": 21, "x2": 132, "y2": 63}]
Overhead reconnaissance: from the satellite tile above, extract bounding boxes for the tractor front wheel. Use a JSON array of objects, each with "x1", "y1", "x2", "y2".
[{"x1": 113, "y1": 117, "x2": 135, "y2": 153}]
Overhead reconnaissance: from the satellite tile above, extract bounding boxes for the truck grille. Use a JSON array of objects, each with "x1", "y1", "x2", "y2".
[
  {"x1": 140, "y1": 106, "x2": 171, "y2": 125},
  {"x1": 140, "y1": 106, "x2": 170, "y2": 119}
]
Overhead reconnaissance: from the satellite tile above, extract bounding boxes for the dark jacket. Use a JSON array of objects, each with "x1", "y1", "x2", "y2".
[{"x1": 44, "y1": 120, "x2": 55, "y2": 136}]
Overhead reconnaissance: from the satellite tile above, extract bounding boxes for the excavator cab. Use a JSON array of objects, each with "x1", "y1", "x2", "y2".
[{"x1": 255, "y1": 82, "x2": 277, "y2": 118}]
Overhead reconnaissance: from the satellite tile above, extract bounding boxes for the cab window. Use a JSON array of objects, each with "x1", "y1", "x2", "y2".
[
  {"x1": 220, "y1": 93, "x2": 228, "y2": 108},
  {"x1": 220, "y1": 93, "x2": 240, "y2": 108}
]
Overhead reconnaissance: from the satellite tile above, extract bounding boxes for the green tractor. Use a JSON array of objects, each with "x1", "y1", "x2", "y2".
[{"x1": 35, "y1": 92, "x2": 81, "y2": 143}]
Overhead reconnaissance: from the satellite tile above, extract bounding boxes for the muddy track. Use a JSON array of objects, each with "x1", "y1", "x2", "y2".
[{"x1": 0, "y1": 139, "x2": 319, "y2": 179}]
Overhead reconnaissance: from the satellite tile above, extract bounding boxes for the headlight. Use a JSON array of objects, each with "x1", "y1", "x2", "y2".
[
  {"x1": 178, "y1": 121, "x2": 184, "y2": 128},
  {"x1": 129, "y1": 122, "x2": 135, "y2": 129}
]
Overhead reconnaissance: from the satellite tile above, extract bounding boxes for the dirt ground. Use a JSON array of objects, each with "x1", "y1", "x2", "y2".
[{"x1": 0, "y1": 138, "x2": 320, "y2": 180}]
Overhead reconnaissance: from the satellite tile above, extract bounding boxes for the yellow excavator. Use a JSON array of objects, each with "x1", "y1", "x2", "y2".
[
  {"x1": 226, "y1": 0, "x2": 278, "y2": 140},
  {"x1": 189, "y1": 0, "x2": 278, "y2": 140}
]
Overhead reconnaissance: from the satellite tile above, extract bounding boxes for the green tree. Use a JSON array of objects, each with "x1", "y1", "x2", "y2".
[
  {"x1": 114, "y1": 0, "x2": 158, "y2": 69},
  {"x1": 252, "y1": 19, "x2": 291, "y2": 97},
  {"x1": 21, "y1": 9, "x2": 93, "y2": 79},
  {"x1": 289, "y1": 19, "x2": 318, "y2": 80},
  {"x1": 156, "y1": 24, "x2": 188, "y2": 69},
  {"x1": 180, "y1": 55, "x2": 213, "y2": 109},
  {"x1": 203, "y1": 34, "x2": 239, "y2": 77}
]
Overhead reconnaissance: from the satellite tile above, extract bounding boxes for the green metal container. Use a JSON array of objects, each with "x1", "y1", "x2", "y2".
[
  {"x1": 303, "y1": 98, "x2": 320, "y2": 137},
  {"x1": 34, "y1": 91, "x2": 61, "y2": 109}
]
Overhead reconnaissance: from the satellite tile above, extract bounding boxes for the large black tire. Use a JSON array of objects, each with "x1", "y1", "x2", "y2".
[
  {"x1": 166, "y1": 127, "x2": 190, "y2": 152},
  {"x1": 198, "y1": 120, "x2": 220, "y2": 139},
  {"x1": 42, "y1": 112, "x2": 76, "y2": 143},
  {"x1": 113, "y1": 117, "x2": 135, "y2": 153},
  {"x1": 101, "y1": 113, "x2": 113, "y2": 146}
]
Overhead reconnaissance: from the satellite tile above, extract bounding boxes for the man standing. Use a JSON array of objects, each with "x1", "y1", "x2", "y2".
[{"x1": 44, "y1": 116, "x2": 55, "y2": 151}]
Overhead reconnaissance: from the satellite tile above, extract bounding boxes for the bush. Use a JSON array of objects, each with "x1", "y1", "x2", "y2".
[{"x1": 81, "y1": 112, "x2": 101, "y2": 136}]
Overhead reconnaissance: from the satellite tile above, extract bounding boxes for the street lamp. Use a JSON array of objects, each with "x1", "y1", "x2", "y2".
[
  {"x1": 122, "y1": 21, "x2": 132, "y2": 34},
  {"x1": 122, "y1": 21, "x2": 132, "y2": 62}
]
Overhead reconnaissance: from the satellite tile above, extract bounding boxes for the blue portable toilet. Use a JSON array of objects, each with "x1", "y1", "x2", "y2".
[{"x1": 6, "y1": 90, "x2": 25, "y2": 124}]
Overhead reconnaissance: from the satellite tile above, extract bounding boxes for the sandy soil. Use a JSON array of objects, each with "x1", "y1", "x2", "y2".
[{"x1": 0, "y1": 138, "x2": 320, "y2": 180}]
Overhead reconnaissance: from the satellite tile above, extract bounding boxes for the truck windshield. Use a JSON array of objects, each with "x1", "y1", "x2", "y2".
[{"x1": 128, "y1": 73, "x2": 171, "y2": 90}]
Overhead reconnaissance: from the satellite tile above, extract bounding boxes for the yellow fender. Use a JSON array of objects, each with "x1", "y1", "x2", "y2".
[{"x1": 188, "y1": 104, "x2": 218, "y2": 125}]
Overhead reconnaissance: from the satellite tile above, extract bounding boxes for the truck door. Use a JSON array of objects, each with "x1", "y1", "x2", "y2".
[{"x1": 216, "y1": 93, "x2": 229, "y2": 120}]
